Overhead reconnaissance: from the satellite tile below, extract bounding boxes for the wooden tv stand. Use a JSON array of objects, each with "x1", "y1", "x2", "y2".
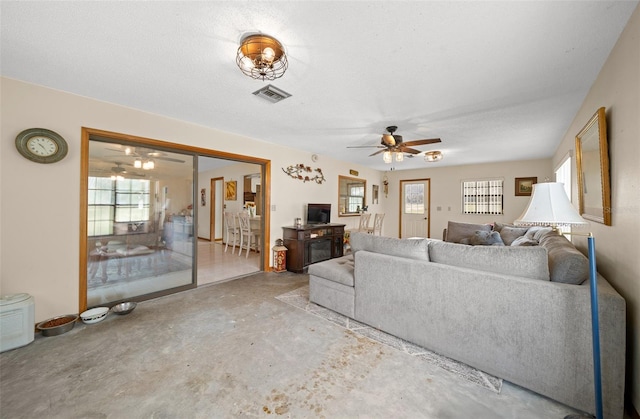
[{"x1": 282, "y1": 224, "x2": 345, "y2": 273}]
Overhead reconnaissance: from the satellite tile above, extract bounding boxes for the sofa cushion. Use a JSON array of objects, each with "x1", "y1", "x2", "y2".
[
  {"x1": 460, "y1": 230, "x2": 505, "y2": 246},
  {"x1": 428, "y1": 240, "x2": 550, "y2": 281},
  {"x1": 350, "y1": 232, "x2": 429, "y2": 261},
  {"x1": 444, "y1": 221, "x2": 492, "y2": 243},
  {"x1": 308, "y1": 255, "x2": 355, "y2": 287},
  {"x1": 539, "y1": 233, "x2": 589, "y2": 284},
  {"x1": 499, "y1": 226, "x2": 529, "y2": 245}
]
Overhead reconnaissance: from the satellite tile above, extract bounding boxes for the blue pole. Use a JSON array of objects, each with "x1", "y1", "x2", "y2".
[{"x1": 588, "y1": 235, "x2": 603, "y2": 419}]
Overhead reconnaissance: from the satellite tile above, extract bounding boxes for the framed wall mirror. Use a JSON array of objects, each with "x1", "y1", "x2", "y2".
[
  {"x1": 338, "y1": 175, "x2": 366, "y2": 216},
  {"x1": 576, "y1": 107, "x2": 611, "y2": 225}
]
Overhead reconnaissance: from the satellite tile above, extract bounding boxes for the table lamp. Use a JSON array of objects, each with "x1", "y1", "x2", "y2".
[{"x1": 514, "y1": 182, "x2": 602, "y2": 419}]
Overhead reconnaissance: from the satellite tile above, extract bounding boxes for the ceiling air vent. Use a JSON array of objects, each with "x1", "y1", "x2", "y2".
[{"x1": 252, "y1": 84, "x2": 292, "y2": 104}]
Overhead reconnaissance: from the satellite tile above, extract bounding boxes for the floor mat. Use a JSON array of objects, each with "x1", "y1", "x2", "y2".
[{"x1": 276, "y1": 285, "x2": 503, "y2": 394}]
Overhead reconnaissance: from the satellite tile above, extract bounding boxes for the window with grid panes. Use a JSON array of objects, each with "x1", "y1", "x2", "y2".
[
  {"x1": 462, "y1": 179, "x2": 503, "y2": 214},
  {"x1": 87, "y1": 177, "x2": 151, "y2": 236}
]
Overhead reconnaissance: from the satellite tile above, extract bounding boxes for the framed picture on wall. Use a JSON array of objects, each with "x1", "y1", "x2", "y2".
[
  {"x1": 372, "y1": 185, "x2": 379, "y2": 204},
  {"x1": 201, "y1": 188, "x2": 206, "y2": 206},
  {"x1": 515, "y1": 177, "x2": 537, "y2": 196},
  {"x1": 225, "y1": 181, "x2": 237, "y2": 201}
]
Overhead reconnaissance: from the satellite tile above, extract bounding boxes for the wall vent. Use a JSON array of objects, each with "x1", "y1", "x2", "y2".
[{"x1": 252, "y1": 84, "x2": 292, "y2": 103}]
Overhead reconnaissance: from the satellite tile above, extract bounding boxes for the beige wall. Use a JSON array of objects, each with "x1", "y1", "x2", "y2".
[
  {"x1": 552, "y1": 4, "x2": 640, "y2": 410},
  {"x1": 380, "y1": 158, "x2": 552, "y2": 238},
  {"x1": 0, "y1": 77, "x2": 380, "y2": 321}
]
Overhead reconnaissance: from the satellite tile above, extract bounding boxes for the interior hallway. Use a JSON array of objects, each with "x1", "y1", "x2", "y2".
[{"x1": 0, "y1": 272, "x2": 589, "y2": 418}]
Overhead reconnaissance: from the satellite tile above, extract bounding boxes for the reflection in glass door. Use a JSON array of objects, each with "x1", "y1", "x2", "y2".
[{"x1": 86, "y1": 136, "x2": 195, "y2": 307}]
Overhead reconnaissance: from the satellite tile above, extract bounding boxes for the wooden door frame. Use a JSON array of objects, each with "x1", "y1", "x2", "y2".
[
  {"x1": 80, "y1": 127, "x2": 271, "y2": 313},
  {"x1": 398, "y1": 178, "x2": 431, "y2": 238},
  {"x1": 210, "y1": 177, "x2": 223, "y2": 241}
]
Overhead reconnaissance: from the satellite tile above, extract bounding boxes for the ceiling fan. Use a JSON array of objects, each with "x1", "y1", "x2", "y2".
[
  {"x1": 94, "y1": 162, "x2": 146, "y2": 178},
  {"x1": 107, "y1": 146, "x2": 186, "y2": 163},
  {"x1": 348, "y1": 126, "x2": 441, "y2": 157}
]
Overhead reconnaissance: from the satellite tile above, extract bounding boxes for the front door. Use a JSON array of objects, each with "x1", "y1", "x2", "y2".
[{"x1": 400, "y1": 179, "x2": 431, "y2": 238}]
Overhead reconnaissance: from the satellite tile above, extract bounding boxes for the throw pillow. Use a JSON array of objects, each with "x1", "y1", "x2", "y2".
[
  {"x1": 462, "y1": 230, "x2": 505, "y2": 246},
  {"x1": 511, "y1": 236, "x2": 539, "y2": 246},
  {"x1": 493, "y1": 222, "x2": 514, "y2": 233},
  {"x1": 525, "y1": 226, "x2": 554, "y2": 242},
  {"x1": 499, "y1": 226, "x2": 529, "y2": 245},
  {"x1": 445, "y1": 221, "x2": 492, "y2": 243}
]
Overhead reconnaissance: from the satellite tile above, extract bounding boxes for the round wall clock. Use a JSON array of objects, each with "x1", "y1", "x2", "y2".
[{"x1": 15, "y1": 128, "x2": 68, "y2": 163}]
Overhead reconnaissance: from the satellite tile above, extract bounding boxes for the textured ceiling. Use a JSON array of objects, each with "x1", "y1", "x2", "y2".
[{"x1": 2, "y1": 1, "x2": 637, "y2": 171}]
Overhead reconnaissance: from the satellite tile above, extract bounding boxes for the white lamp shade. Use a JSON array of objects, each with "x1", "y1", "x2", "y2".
[
  {"x1": 383, "y1": 151, "x2": 392, "y2": 164},
  {"x1": 515, "y1": 182, "x2": 588, "y2": 227}
]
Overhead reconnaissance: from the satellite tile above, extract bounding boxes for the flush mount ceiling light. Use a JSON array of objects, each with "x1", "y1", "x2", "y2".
[
  {"x1": 236, "y1": 34, "x2": 288, "y2": 81},
  {"x1": 424, "y1": 151, "x2": 443, "y2": 162}
]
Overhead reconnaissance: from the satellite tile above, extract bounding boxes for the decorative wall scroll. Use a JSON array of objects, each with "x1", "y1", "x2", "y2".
[
  {"x1": 282, "y1": 164, "x2": 325, "y2": 184},
  {"x1": 225, "y1": 180, "x2": 237, "y2": 200}
]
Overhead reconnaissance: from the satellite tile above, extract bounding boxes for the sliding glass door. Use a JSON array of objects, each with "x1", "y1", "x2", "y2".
[{"x1": 85, "y1": 132, "x2": 195, "y2": 307}]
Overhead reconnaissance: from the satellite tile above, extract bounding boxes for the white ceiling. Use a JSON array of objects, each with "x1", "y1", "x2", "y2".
[{"x1": 2, "y1": 1, "x2": 637, "y2": 171}]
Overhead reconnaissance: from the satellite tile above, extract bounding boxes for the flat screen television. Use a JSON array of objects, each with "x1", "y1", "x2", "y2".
[{"x1": 306, "y1": 203, "x2": 331, "y2": 225}]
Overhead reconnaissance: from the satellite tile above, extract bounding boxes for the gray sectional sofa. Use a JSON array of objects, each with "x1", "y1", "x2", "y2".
[{"x1": 308, "y1": 231, "x2": 626, "y2": 418}]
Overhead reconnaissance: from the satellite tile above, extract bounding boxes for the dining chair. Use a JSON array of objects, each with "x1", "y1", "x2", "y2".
[
  {"x1": 358, "y1": 213, "x2": 372, "y2": 232},
  {"x1": 238, "y1": 212, "x2": 261, "y2": 258},
  {"x1": 366, "y1": 213, "x2": 385, "y2": 235},
  {"x1": 224, "y1": 212, "x2": 239, "y2": 254}
]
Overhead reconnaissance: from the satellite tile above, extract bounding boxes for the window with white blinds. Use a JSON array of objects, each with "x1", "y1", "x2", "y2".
[{"x1": 462, "y1": 179, "x2": 503, "y2": 214}]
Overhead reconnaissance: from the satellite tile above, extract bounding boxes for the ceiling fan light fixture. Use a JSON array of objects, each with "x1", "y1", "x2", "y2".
[
  {"x1": 395, "y1": 152, "x2": 404, "y2": 162},
  {"x1": 236, "y1": 34, "x2": 288, "y2": 81},
  {"x1": 134, "y1": 159, "x2": 142, "y2": 169},
  {"x1": 142, "y1": 160, "x2": 155, "y2": 170},
  {"x1": 383, "y1": 150, "x2": 392, "y2": 164},
  {"x1": 424, "y1": 151, "x2": 443, "y2": 162}
]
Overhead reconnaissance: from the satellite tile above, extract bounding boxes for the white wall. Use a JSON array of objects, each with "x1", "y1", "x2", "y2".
[
  {"x1": 380, "y1": 159, "x2": 552, "y2": 238},
  {"x1": 0, "y1": 77, "x2": 380, "y2": 321},
  {"x1": 552, "y1": 4, "x2": 640, "y2": 410}
]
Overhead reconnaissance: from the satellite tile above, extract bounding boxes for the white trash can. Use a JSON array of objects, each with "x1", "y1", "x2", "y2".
[{"x1": 0, "y1": 293, "x2": 35, "y2": 352}]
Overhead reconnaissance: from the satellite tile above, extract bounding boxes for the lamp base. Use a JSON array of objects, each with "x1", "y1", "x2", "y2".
[{"x1": 564, "y1": 413, "x2": 595, "y2": 418}]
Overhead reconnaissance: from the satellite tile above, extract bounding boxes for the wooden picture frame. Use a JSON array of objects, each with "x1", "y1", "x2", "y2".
[
  {"x1": 576, "y1": 107, "x2": 611, "y2": 225},
  {"x1": 225, "y1": 181, "x2": 237, "y2": 201},
  {"x1": 515, "y1": 177, "x2": 537, "y2": 196}
]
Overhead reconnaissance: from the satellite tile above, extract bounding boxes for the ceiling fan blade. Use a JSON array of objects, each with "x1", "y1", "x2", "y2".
[
  {"x1": 347, "y1": 145, "x2": 385, "y2": 149},
  {"x1": 369, "y1": 149, "x2": 386, "y2": 157},
  {"x1": 155, "y1": 156, "x2": 186, "y2": 163},
  {"x1": 381, "y1": 134, "x2": 396, "y2": 146},
  {"x1": 401, "y1": 147, "x2": 422, "y2": 155},
  {"x1": 402, "y1": 138, "x2": 441, "y2": 147}
]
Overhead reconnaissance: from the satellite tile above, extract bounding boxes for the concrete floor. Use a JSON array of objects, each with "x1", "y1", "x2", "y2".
[{"x1": 1, "y1": 272, "x2": 586, "y2": 418}]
